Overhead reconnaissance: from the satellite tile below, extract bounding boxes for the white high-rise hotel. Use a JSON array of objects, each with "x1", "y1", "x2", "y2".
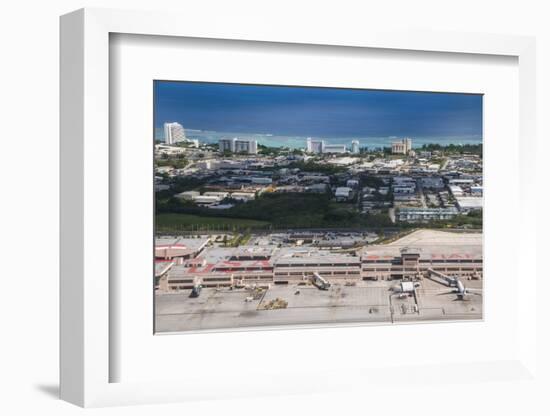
[
  {"x1": 306, "y1": 138, "x2": 325, "y2": 153},
  {"x1": 163, "y1": 122, "x2": 186, "y2": 145},
  {"x1": 218, "y1": 138, "x2": 258, "y2": 154},
  {"x1": 306, "y1": 137, "x2": 359, "y2": 154}
]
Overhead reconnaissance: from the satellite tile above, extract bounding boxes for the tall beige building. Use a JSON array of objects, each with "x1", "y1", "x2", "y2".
[{"x1": 391, "y1": 137, "x2": 412, "y2": 154}]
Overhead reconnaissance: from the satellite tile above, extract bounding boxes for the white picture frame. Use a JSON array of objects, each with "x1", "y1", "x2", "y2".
[{"x1": 60, "y1": 7, "x2": 538, "y2": 408}]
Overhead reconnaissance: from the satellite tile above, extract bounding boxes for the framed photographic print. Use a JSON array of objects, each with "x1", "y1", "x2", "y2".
[{"x1": 60, "y1": 8, "x2": 538, "y2": 408}]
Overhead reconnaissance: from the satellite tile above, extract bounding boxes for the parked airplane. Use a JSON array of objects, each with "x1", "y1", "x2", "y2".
[
  {"x1": 427, "y1": 268, "x2": 482, "y2": 300},
  {"x1": 439, "y1": 277, "x2": 482, "y2": 300}
]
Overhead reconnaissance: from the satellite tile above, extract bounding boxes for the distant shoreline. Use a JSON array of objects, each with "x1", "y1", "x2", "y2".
[{"x1": 155, "y1": 128, "x2": 482, "y2": 150}]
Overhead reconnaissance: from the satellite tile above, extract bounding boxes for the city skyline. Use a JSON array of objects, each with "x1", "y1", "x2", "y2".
[{"x1": 154, "y1": 81, "x2": 483, "y2": 139}]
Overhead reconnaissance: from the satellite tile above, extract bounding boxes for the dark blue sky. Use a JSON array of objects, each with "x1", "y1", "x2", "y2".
[{"x1": 154, "y1": 81, "x2": 482, "y2": 138}]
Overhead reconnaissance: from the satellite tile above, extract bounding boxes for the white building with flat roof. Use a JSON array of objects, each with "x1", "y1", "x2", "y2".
[
  {"x1": 203, "y1": 191, "x2": 229, "y2": 199},
  {"x1": 234, "y1": 138, "x2": 258, "y2": 154},
  {"x1": 218, "y1": 138, "x2": 235, "y2": 153},
  {"x1": 230, "y1": 192, "x2": 256, "y2": 201},
  {"x1": 449, "y1": 178, "x2": 475, "y2": 185},
  {"x1": 351, "y1": 140, "x2": 360, "y2": 154},
  {"x1": 449, "y1": 185, "x2": 464, "y2": 197},
  {"x1": 175, "y1": 190, "x2": 200, "y2": 200},
  {"x1": 219, "y1": 138, "x2": 258, "y2": 154},
  {"x1": 251, "y1": 177, "x2": 272, "y2": 185},
  {"x1": 456, "y1": 197, "x2": 483, "y2": 212},
  {"x1": 397, "y1": 207, "x2": 459, "y2": 222},
  {"x1": 306, "y1": 138, "x2": 325, "y2": 153},
  {"x1": 155, "y1": 144, "x2": 187, "y2": 155},
  {"x1": 193, "y1": 195, "x2": 223, "y2": 205},
  {"x1": 323, "y1": 143, "x2": 347, "y2": 154}
]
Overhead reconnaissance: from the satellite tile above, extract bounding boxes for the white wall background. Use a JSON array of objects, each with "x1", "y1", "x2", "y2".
[{"x1": 0, "y1": 0, "x2": 548, "y2": 415}]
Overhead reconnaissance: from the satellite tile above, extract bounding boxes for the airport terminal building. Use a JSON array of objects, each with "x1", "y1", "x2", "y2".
[
  {"x1": 155, "y1": 231, "x2": 483, "y2": 291},
  {"x1": 360, "y1": 246, "x2": 483, "y2": 281}
]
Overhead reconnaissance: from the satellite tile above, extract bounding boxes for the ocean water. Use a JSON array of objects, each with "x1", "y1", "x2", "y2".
[{"x1": 155, "y1": 128, "x2": 482, "y2": 150}]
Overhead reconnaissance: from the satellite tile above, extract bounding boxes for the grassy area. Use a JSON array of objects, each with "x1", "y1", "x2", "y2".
[
  {"x1": 157, "y1": 193, "x2": 480, "y2": 232},
  {"x1": 157, "y1": 193, "x2": 396, "y2": 229},
  {"x1": 156, "y1": 213, "x2": 270, "y2": 232},
  {"x1": 286, "y1": 161, "x2": 347, "y2": 175},
  {"x1": 227, "y1": 193, "x2": 358, "y2": 228}
]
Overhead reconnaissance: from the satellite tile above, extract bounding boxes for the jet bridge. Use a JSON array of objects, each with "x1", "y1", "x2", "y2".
[{"x1": 426, "y1": 268, "x2": 456, "y2": 287}]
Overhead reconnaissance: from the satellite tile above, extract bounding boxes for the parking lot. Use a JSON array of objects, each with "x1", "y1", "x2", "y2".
[{"x1": 155, "y1": 278, "x2": 482, "y2": 333}]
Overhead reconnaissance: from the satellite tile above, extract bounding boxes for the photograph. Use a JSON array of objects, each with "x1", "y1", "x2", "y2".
[{"x1": 153, "y1": 81, "x2": 483, "y2": 333}]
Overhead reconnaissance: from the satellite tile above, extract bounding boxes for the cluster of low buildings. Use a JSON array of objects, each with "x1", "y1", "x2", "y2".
[
  {"x1": 155, "y1": 127, "x2": 483, "y2": 223},
  {"x1": 388, "y1": 152, "x2": 482, "y2": 222},
  {"x1": 393, "y1": 172, "x2": 482, "y2": 222},
  {"x1": 175, "y1": 189, "x2": 256, "y2": 207},
  {"x1": 447, "y1": 177, "x2": 483, "y2": 212},
  {"x1": 156, "y1": 142, "x2": 367, "y2": 206},
  {"x1": 360, "y1": 183, "x2": 391, "y2": 214}
]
